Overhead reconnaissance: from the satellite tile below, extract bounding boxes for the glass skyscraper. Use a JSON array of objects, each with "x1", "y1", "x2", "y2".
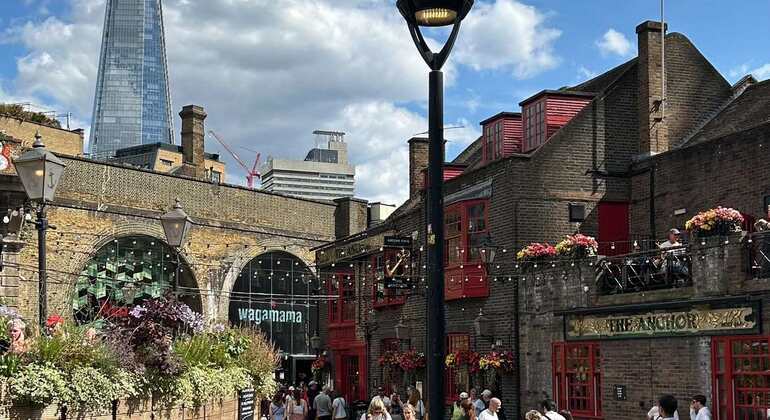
[{"x1": 89, "y1": 0, "x2": 174, "y2": 159}]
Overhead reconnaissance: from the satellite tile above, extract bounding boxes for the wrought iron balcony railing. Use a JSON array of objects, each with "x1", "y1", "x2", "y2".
[
  {"x1": 595, "y1": 246, "x2": 692, "y2": 295},
  {"x1": 747, "y1": 231, "x2": 770, "y2": 279}
]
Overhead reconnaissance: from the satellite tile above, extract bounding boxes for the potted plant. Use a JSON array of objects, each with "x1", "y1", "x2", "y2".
[{"x1": 516, "y1": 243, "x2": 557, "y2": 266}]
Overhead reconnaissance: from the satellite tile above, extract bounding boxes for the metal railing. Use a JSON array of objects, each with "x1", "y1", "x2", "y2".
[
  {"x1": 595, "y1": 246, "x2": 692, "y2": 295},
  {"x1": 748, "y1": 231, "x2": 770, "y2": 280}
]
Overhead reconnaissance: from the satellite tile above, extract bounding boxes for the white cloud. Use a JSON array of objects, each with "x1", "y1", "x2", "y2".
[
  {"x1": 576, "y1": 66, "x2": 598, "y2": 82},
  {"x1": 2, "y1": 0, "x2": 545, "y2": 205},
  {"x1": 596, "y1": 28, "x2": 632, "y2": 57},
  {"x1": 454, "y1": 0, "x2": 561, "y2": 78},
  {"x1": 729, "y1": 62, "x2": 770, "y2": 82}
]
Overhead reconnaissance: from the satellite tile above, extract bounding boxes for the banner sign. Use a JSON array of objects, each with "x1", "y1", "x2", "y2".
[
  {"x1": 384, "y1": 236, "x2": 412, "y2": 248},
  {"x1": 566, "y1": 305, "x2": 758, "y2": 340}
]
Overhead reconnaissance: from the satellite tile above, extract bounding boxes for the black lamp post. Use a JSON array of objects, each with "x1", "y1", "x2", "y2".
[
  {"x1": 160, "y1": 199, "x2": 193, "y2": 295},
  {"x1": 311, "y1": 286, "x2": 322, "y2": 356},
  {"x1": 396, "y1": 1, "x2": 473, "y2": 418},
  {"x1": 13, "y1": 131, "x2": 66, "y2": 328}
]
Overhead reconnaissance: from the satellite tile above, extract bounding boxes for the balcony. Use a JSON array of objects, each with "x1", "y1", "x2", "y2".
[{"x1": 595, "y1": 246, "x2": 692, "y2": 295}]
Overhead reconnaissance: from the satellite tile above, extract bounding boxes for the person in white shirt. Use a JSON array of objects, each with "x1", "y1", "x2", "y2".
[
  {"x1": 656, "y1": 395, "x2": 678, "y2": 420},
  {"x1": 689, "y1": 395, "x2": 712, "y2": 420},
  {"x1": 648, "y1": 404, "x2": 680, "y2": 420},
  {"x1": 373, "y1": 387, "x2": 392, "y2": 411},
  {"x1": 540, "y1": 399, "x2": 566, "y2": 420},
  {"x1": 332, "y1": 390, "x2": 347, "y2": 420},
  {"x1": 479, "y1": 397, "x2": 500, "y2": 420}
]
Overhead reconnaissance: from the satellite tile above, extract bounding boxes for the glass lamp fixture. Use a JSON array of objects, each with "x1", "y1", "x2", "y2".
[
  {"x1": 398, "y1": 0, "x2": 474, "y2": 27},
  {"x1": 14, "y1": 131, "x2": 66, "y2": 203}
]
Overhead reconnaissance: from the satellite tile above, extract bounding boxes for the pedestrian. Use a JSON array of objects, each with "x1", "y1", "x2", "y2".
[
  {"x1": 473, "y1": 390, "x2": 490, "y2": 418},
  {"x1": 451, "y1": 392, "x2": 469, "y2": 420},
  {"x1": 362, "y1": 397, "x2": 392, "y2": 420},
  {"x1": 391, "y1": 392, "x2": 405, "y2": 420},
  {"x1": 373, "y1": 387, "x2": 392, "y2": 411},
  {"x1": 648, "y1": 401, "x2": 680, "y2": 420},
  {"x1": 288, "y1": 388, "x2": 309, "y2": 420},
  {"x1": 478, "y1": 397, "x2": 500, "y2": 420},
  {"x1": 689, "y1": 395, "x2": 711, "y2": 420},
  {"x1": 407, "y1": 388, "x2": 425, "y2": 420},
  {"x1": 524, "y1": 411, "x2": 541, "y2": 420},
  {"x1": 315, "y1": 386, "x2": 334, "y2": 420},
  {"x1": 286, "y1": 387, "x2": 296, "y2": 405},
  {"x1": 308, "y1": 382, "x2": 320, "y2": 420},
  {"x1": 403, "y1": 403, "x2": 418, "y2": 420},
  {"x1": 557, "y1": 411, "x2": 573, "y2": 420},
  {"x1": 540, "y1": 399, "x2": 566, "y2": 420},
  {"x1": 656, "y1": 395, "x2": 678, "y2": 420},
  {"x1": 332, "y1": 390, "x2": 348, "y2": 420},
  {"x1": 271, "y1": 392, "x2": 287, "y2": 420},
  {"x1": 0, "y1": 318, "x2": 29, "y2": 355},
  {"x1": 460, "y1": 400, "x2": 477, "y2": 420}
]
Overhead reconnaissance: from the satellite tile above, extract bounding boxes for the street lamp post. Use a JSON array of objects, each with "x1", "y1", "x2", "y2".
[
  {"x1": 160, "y1": 199, "x2": 193, "y2": 295},
  {"x1": 396, "y1": 2, "x2": 473, "y2": 419},
  {"x1": 13, "y1": 131, "x2": 66, "y2": 328}
]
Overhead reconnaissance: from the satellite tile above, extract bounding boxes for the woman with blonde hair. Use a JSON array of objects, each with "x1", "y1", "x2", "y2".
[
  {"x1": 362, "y1": 396, "x2": 392, "y2": 420},
  {"x1": 524, "y1": 410, "x2": 542, "y2": 420},
  {"x1": 407, "y1": 388, "x2": 425, "y2": 420},
  {"x1": 2, "y1": 319, "x2": 29, "y2": 354}
]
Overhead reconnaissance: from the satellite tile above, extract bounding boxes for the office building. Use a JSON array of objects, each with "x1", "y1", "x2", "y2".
[
  {"x1": 89, "y1": 0, "x2": 174, "y2": 159},
  {"x1": 261, "y1": 131, "x2": 355, "y2": 201}
]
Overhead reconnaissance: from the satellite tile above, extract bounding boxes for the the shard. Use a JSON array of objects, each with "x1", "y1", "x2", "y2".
[{"x1": 89, "y1": 0, "x2": 174, "y2": 160}]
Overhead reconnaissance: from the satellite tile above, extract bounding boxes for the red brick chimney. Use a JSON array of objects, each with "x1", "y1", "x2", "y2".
[
  {"x1": 179, "y1": 105, "x2": 207, "y2": 179},
  {"x1": 408, "y1": 137, "x2": 429, "y2": 199},
  {"x1": 636, "y1": 20, "x2": 669, "y2": 157}
]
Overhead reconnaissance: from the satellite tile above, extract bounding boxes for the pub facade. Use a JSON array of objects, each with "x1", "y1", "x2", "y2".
[{"x1": 315, "y1": 19, "x2": 770, "y2": 420}]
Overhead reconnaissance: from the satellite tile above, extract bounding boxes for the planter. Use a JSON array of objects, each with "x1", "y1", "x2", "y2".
[{"x1": 3, "y1": 393, "x2": 248, "y2": 420}]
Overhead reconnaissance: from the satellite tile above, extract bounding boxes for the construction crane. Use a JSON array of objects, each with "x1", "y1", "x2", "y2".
[{"x1": 207, "y1": 130, "x2": 261, "y2": 189}]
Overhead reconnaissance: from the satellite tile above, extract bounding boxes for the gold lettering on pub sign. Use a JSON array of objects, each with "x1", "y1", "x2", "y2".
[{"x1": 567, "y1": 307, "x2": 756, "y2": 339}]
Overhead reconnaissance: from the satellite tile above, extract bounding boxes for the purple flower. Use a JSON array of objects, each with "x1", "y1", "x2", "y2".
[
  {"x1": 129, "y1": 305, "x2": 147, "y2": 318},
  {"x1": 211, "y1": 323, "x2": 226, "y2": 334}
]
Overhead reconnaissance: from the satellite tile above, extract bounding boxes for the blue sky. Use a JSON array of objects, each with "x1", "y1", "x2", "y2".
[{"x1": 1, "y1": 0, "x2": 768, "y2": 204}]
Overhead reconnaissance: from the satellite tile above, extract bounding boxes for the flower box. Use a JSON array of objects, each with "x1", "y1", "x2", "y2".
[{"x1": 686, "y1": 207, "x2": 744, "y2": 237}]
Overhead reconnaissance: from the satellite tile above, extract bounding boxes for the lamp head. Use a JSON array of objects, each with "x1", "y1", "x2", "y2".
[{"x1": 397, "y1": 0, "x2": 474, "y2": 27}]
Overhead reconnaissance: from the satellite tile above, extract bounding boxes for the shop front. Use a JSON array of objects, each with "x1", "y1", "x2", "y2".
[{"x1": 229, "y1": 250, "x2": 318, "y2": 386}]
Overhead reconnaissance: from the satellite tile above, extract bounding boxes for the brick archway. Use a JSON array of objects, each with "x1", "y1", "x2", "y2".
[
  {"x1": 62, "y1": 223, "x2": 205, "y2": 319},
  {"x1": 215, "y1": 241, "x2": 316, "y2": 322}
]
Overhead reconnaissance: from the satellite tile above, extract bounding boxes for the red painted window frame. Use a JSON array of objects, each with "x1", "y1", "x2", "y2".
[
  {"x1": 445, "y1": 333, "x2": 471, "y2": 404},
  {"x1": 327, "y1": 270, "x2": 355, "y2": 327},
  {"x1": 444, "y1": 199, "x2": 490, "y2": 300},
  {"x1": 553, "y1": 342, "x2": 603, "y2": 420},
  {"x1": 372, "y1": 251, "x2": 407, "y2": 309},
  {"x1": 712, "y1": 335, "x2": 770, "y2": 420},
  {"x1": 523, "y1": 98, "x2": 546, "y2": 152}
]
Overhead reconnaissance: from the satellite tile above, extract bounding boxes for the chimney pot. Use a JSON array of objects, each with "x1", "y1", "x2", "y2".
[
  {"x1": 637, "y1": 20, "x2": 669, "y2": 157},
  {"x1": 408, "y1": 137, "x2": 429, "y2": 199},
  {"x1": 179, "y1": 105, "x2": 207, "y2": 179}
]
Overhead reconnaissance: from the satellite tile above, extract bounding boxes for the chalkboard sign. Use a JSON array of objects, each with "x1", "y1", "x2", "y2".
[
  {"x1": 614, "y1": 385, "x2": 627, "y2": 401},
  {"x1": 238, "y1": 388, "x2": 256, "y2": 420}
]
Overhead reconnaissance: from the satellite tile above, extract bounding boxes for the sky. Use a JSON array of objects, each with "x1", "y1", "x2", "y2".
[{"x1": 1, "y1": 0, "x2": 768, "y2": 205}]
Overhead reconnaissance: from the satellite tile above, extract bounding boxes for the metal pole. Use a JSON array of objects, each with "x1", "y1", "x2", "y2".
[
  {"x1": 174, "y1": 250, "x2": 180, "y2": 295},
  {"x1": 37, "y1": 205, "x2": 47, "y2": 329},
  {"x1": 427, "y1": 69, "x2": 446, "y2": 420}
]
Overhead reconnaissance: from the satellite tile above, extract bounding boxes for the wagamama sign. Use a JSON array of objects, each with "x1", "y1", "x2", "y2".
[{"x1": 238, "y1": 307, "x2": 303, "y2": 325}]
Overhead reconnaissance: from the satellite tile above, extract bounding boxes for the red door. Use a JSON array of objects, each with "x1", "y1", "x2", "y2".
[{"x1": 598, "y1": 202, "x2": 630, "y2": 255}]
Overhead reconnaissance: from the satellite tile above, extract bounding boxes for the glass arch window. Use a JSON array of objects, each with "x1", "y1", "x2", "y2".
[
  {"x1": 73, "y1": 235, "x2": 200, "y2": 323},
  {"x1": 228, "y1": 251, "x2": 317, "y2": 355}
]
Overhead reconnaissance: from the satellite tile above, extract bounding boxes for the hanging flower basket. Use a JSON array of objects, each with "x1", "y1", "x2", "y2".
[
  {"x1": 555, "y1": 234, "x2": 598, "y2": 259},
  {"x1": 685, "y1": 207, "x2": 744, "y2": 237},
  {"x1": 396, "y1": 350, "x2": 426, "y2": 372},
  {"x1": 311, "y1": 356, "x2": 328, "y2": 381}
]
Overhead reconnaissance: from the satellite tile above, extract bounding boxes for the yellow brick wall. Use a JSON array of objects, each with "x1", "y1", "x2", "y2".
[{"x1": 0, "y1": 115, "x2": 83, "y2": 156}]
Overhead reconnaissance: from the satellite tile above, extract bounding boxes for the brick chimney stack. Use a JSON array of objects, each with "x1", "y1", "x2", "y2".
[
  {"x1": 179, "y1": 105, "x2": 207, "y2": 179},
  {"x1": 636, "y1": 20, "x2": 669, "y2": 157},
  {"x1": 408, "y1": 137, "x2": 429, "y2": 199}
]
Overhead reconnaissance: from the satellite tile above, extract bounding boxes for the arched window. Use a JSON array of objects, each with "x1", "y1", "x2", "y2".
[
  {"x1": 73, "y1": 235, "x2": 200, "y2": 323},
  {"x1": 228, "y1": 251, "x2": 317, "y2": 355}
]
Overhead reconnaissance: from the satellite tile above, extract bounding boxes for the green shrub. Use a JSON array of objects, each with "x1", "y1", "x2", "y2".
[{"x1": 9, "y1": 363, "x2": 71, "y2": 406}]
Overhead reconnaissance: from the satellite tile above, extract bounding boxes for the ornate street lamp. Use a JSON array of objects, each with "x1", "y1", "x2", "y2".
[
  {"x1": 13, "y1": 131, "x2": 66, "y2": 328},
  {"x1": 479, "y1": 235, "x2": 498, "y2": 268},
  {"x1": 310, "y1": 334, "x2": 323, "y2": 356},
  {"x1": 394, "y1": 316, "x2": 412, "y2": 343},
  {"x1": 397, "y1": 2, "x2": 473, "y2": 418},
  {"x1": 161, "y1": 199, "x2": 193, "y2": 293},
  {"x1": 474, "y1": 308, "x2": 494, "y2": 339}
]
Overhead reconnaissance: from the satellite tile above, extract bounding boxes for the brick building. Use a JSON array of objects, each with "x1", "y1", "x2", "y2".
[
  {"x1": 314, "y1": 19, "x2": 770, "y2": 420},
  {"x1": 0, "y1": 104, "x2": 370, "y2": 382}
]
